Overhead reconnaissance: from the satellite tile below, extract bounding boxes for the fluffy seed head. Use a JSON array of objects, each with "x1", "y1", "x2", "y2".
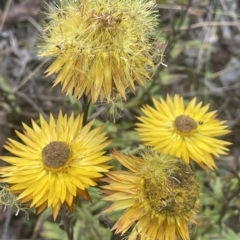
[
  {"x1": 101, "y1": 149, "x2": 200, "y2": 240},
  {"x1": 39, "y1": 0, "x2": 161, "y2": 103}
]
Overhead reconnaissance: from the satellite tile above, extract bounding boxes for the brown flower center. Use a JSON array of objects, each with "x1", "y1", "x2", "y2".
[
  {"x1": 174, "y1": 115, "x2": 197, "y2": 136},
  {"x1": 143, "y1": 160, "x2": 199, "y2": 216},
  {"x1": 42, "y1": 141, "x2": 70, "y2": 168}
]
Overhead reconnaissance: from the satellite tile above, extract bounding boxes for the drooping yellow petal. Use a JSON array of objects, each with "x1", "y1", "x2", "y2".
[{"x1": 101, "y1": 150, "x2": 200, "y2": 240}]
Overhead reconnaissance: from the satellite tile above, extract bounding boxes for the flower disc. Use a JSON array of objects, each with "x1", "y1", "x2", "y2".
[
  {"x1": 136, "y1": 94, "x2": 231, "y2": 168},
  {"x1": 0, "y1": 111, "x2": 112, "y2": 219}
]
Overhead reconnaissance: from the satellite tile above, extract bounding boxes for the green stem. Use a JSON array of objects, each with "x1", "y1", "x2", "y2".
[
  {"x1": 82, "y1": 94, "x2": 91, "y2": 126},
  {"x1": 60, "y1": 205, "x2": 73, "y2": 240}
]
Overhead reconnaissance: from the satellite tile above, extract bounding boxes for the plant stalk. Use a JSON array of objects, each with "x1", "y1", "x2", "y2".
[{"x1": 60, "y1": 205, "x2": 73, "y2": 240}]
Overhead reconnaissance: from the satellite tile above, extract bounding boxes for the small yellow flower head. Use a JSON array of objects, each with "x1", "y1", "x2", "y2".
[
  {"x1": 0, "y1": 111, "x2": 112, "y2": 220},
  {"x1": 99, "y1": 94, "x2": 125, "y2": 122},
  {"x1": 39, "y1": 0, "x2": 159, "y2": 103},
  {"x1": 102, "y1": 149, "x2": 200, "y2": 240},
  {"x1": 136, "y1": 94, "x2": 232, "y2": 169}
]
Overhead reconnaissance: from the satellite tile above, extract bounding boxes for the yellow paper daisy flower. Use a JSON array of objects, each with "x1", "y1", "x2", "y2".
[
  {"x1": 136, "y1": 94, "x2": 231, "y2": 169},
  {"x1": 101, "y1": 150, "x2": 200, "y2": 240},
  {"x1": 0, "y1": 111, "x2": 111, "y2": 220},
  {"x1": 38, "y1": 0, "x2": 159, "y2": 103}
]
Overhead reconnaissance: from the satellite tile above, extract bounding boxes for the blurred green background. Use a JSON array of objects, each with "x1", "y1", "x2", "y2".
[{"x1": 0, "y1": 0, "x2": 239, "y2": 239}]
